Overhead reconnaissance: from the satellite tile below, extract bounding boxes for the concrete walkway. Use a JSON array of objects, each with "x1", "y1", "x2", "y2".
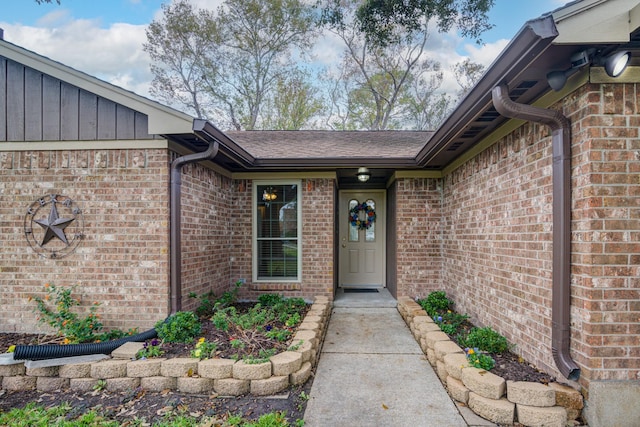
[{"x1": 303, "y1": 289, "x2": 494, "y2": 427}]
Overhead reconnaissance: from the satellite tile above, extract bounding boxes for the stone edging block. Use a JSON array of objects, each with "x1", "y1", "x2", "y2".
[
  {"x1": 468, "y1": 392, "x2": 515, "y2": 425},
  {"x1": 396, "y1": 302, "x2": 582, "y2": 426},
  {"x1": 507, "y1": 380, "x2": 555, "y2": 407},
  {"x1": 270, "y1": 351, "x2": 302, "y2": 376},
  {"x1": 2, "y1": 296, "x2": 331, "y2": 398},
  {"x1": 198, "y1": 358, "x2": 234, "y2": 379}
]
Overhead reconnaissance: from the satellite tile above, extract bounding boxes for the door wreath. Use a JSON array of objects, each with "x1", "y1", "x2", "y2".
[{"x1": 349, "y1": 202, "x2": 376, "y2": 230}]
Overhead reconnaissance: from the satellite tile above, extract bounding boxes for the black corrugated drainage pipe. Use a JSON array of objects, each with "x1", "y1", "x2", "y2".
[
  {"x1": 491, "y1": 84, "x2": 580, "y2": 381},
  {"x1": 170, "y1": 120, "x2": 219, "y2": 314},
  {"x1": 13, "y1": 327, "x2": 158, "y2": 360}
]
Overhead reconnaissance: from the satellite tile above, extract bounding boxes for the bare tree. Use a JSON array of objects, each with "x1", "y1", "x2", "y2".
[
  {"x1": 144, "y1": 1, "x2": 220, "y2": 120},
  {"x1": 145, "y1": 0, "x2": 320, "y2": 130},
  {"x1": 322, "y1": 1, "x2": 445, "y2": 130}
]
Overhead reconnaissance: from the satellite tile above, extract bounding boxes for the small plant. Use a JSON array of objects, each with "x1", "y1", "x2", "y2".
[
  {"x1": 155, "y1": 311, "x2": 201, "y2": 343},
  {"x1": 188, "y1": 290, "x2": 218, "y2": 317},
  {"x1": 285, "y1": 313, "x2": 301, "y2": 328},
  {"x1": 465, "y1": 347, "x2": 495, "y2": 370},
  {"x1": 461, "y1": 327, "x2": 510, "y2": 354},
  {"x1": 93, "y1": 379, "x2": 107, "y2": 392},
  {"x1": 433, "y1": 311, "x2": 468, "y2": 335},
  {"x1": 191, "y1": 337, "x2": 218, "y2": 360},
  {"x1": 265, "y1": 327, "x2": 292, "y2": 342},
  {"x1": 136, "y1": 338, "x2": 163, "y2": 359},
  {"x1": 417, "y1": 291, "x2": 453, "y2": 316},
  {"x1": 257, "y1": 293, "x2": 284, "y2": 307},
  {"x1": 244, "y1": 348, "x2": 276, "y2": 364},
  {"x1": 215, "y1": 280, "x2": 243, "y2": 308},
  {"x1": 288, "y1": 340, "x2": 304, "y2": 351},
  {"x1": 212, "y1": 309, "x2": 231, "y2": 331},
  {"x1": 30, "y1": 284, "x2": 104, "y2": 344}
]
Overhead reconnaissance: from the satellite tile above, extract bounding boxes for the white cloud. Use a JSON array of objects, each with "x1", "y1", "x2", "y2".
[{"x1": 0, "y1": 16, "x2": 154, "y2": 98}]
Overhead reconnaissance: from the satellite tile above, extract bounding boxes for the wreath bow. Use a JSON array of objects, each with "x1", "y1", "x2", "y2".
[{"x1": 349, "y1": 203, "x2": 376, "y2": 230}]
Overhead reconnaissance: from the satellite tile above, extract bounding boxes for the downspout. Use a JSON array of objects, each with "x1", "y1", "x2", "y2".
[
  {"x1": 491, "y1": 84, "x2": 580, "y2": 380},
  {"x1": 170, "y1": 127, "x2": 219, "y2": 314}
]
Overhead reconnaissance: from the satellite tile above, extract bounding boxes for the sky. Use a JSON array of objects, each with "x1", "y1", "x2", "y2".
[{"x1": 0, "y1": 0, "x2": 567, "y2": 103}]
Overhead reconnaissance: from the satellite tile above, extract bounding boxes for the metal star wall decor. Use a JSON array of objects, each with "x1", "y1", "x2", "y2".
[{"x1": 24, "y1": 194, "x2": 84, "y2": 259}]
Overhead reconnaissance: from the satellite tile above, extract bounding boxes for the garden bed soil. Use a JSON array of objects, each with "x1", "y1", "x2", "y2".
[
  {"x1": 439, "y1": 317, "x2": 555, "y2": 384},
  {"x1": 0, "y1": 301, "x2": 555, "y2": 423}
]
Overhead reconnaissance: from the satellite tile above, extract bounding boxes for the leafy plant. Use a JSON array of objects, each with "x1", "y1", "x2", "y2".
[
  {"x1": 136, "y1": 338, "x2": 164, "y2": 359},
  {"x1": 191, "y1": 337, "x2": 218, "y2": 360},
  {"x1": 417, "y1": 291, "x2": 453, "y2": 316},
  {"x1": 155, "y1": 311, "x2": 201, "y2": 343},
  {"x1": 433, "y1": 311, "x2": 468, "y2": 335},
  {"x1": 243, "y1": 348, "x2": 276, "y2": 364},
  {"x1": 30, "y1": 284, "x2": 104, "y2": 344},
  {"x1": 465, "y1": 347, "x2": 495, "y2": 370},
  {"x1": 461, "y1": 327, "x2": 510, "y2": 354},
  {"x1": 188, "y1": 290, "x2": 218, "y2": 317},
  {"x1": 265, "y1": 327, "x2": 292, "y2": 342},
  {"x1": 215, "y1": 280, "x2": 243, "y2": 308},
  {"x1": 288, "y1": 340, "x2": 304, "y2": 351},
  {"x1": 257, "y1": 293, "x2": 284, "y2": 307},
  {"x1": 212, "y1": 309, "x2": 231, "y2": 331},
  {"x1": 93, "y1": 379, "x2": 107, "y2": 392},
  {"x1": 242, "y1": 411, "x2": 290, "y2": 427}
]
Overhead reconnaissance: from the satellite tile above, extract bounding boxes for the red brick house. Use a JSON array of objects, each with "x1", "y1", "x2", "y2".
[{"x1": 0, "y1": 0, "x2": 638, "y2": 424}]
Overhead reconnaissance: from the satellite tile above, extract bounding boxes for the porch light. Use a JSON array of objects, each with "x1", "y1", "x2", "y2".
[
  {"x1": 262, "y1": 187, "x2": 277, "y2": 201},
  {"x1": 356, "y1": 167, "x2": 371, "y2": 182},
  {"x1": 604, "y1": 51, "x2": 630, "y2": 77},
  {"x1": 547, "y1": 49, "x2": 631, "y2": 91}
]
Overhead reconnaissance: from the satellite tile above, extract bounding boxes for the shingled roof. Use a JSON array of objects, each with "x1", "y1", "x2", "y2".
[{"x1": 224, "y1": 130, "x2": 433, "y2": 159}]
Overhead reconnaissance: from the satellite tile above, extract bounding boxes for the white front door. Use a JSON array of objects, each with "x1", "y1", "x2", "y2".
[{"x1": 339, "y1": 190, "x2": 386, "y2": 288}]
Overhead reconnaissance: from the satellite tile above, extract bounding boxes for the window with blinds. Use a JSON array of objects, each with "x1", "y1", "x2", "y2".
[{"x1": 254, "y1": 181, "x2": 301, "y2": 281}]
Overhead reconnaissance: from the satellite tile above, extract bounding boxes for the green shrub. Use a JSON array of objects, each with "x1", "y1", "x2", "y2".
[
  {"x1": 461, "y1": 327, "x2": 509, "y2": 354},
  {"x1": 465, "y1": 347, "x2": 496, "y2": 370},
  {"x1": 188, "y1": 290, "x2": 218, "y2": 317},
  {"x1": 257, "y1": 293, "x2": 284, "y2": 307},
  {"x1": 417, "y1": 291, "x2": 453, "y2": 316},
  {"x1": 155, "y1": 311, "x2": 201, "y2": 343}
]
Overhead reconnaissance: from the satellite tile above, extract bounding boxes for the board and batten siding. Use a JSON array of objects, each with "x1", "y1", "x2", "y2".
[{"x1": 0, "y1": 56, "x2": 154, "y2": 142}]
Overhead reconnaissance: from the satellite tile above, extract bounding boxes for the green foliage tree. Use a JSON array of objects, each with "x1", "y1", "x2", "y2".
[{"x1": 344, "y1": 0, "x2": 494, "y2": 47}]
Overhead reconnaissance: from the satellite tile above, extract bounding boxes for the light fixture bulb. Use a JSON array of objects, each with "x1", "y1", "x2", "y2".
[
  {"x1": 356, "y1": 167, "x2": 371, "y2": 182},
  {"x1": 604, "y1": 51, "x2": 630, "y2": 77}
]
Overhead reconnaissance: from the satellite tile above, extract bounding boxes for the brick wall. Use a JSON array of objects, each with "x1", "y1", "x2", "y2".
[
  {"x1": 394, "y1": 177, "x2": 443, "y2": 298},
  {"x1": 568, "y1": 83, "x2": 640, "y2": 388},
  {"x1": 0, "y1": 149, "x2": 171, "y2": 333},
  {"x1": 178, "y1": 160, "x2": 233, "y2": 312},
  {"x1": 230, "y1": 178, "x2": 334, "y2": 301},
  {"x1": 440, "y1": 82, "x2": 640, "y2": 388}
]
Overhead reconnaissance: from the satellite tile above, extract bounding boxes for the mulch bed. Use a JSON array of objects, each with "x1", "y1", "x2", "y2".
[{"x1": 0, "y1": 302, "x2": 313, "y2": 424}]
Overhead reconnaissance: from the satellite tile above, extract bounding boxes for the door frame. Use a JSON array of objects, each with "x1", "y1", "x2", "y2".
[{"x1": 338, "y1": 189, "x2": 386, "y2": 288}]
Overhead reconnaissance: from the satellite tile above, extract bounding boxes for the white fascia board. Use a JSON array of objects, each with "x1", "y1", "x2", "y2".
[
  {"x1": 552, "y1": 0, "x2": 640, "y2": 44},
  {"x1": 0, "y1": 41, "x2": 194, "y2": 135}
]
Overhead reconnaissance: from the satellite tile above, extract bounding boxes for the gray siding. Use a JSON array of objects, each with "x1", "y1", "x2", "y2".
[{"x1": 0, "y1": 56, "x2": 154, "y2": 142}]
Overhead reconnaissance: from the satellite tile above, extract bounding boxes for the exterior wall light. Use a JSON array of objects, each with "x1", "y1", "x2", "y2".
[
  {"x1": 547, "y1": 49, "x2": 631, "y2": 91},
  {"x1": 604, "y1": 51, "x2": 630, "y2": 77},
  {"x1": 356, "y1": 167, "x2": 371, "y2": 182}
]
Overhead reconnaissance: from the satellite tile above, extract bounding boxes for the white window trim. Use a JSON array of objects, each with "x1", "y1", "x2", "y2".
[{"x1": 252, "y1": 180, "x2": 302, "y2": 283}]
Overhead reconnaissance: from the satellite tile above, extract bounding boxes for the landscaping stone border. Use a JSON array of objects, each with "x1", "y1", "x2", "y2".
[
  {"x1": 397, "y1": 297, "x2": 584, "y2": 427},
  {"x1": 0, "y1": 296, "x2": 331, "y2": 397}
]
